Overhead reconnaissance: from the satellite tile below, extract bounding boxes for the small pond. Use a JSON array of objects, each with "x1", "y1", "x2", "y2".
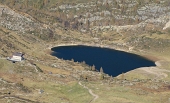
[{"x1": 51, "y1": 45, "x2": 156, "y2": 76}]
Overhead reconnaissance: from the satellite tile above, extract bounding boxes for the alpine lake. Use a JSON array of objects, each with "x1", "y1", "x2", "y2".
[{"x1": 51, "y1": 45, "x2": 156, "y2": 77}]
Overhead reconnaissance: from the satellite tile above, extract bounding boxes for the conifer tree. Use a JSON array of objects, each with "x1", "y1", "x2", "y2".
[
  {"x1": 91, "y1": 64, "x2": 96, "y2": 71},
  {"x1": 100, "y1": 67, "x2": 103, "y2": 73}
]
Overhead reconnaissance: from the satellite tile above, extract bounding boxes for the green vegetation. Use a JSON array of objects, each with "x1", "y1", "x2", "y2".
[
  {"x1": 0, "y1": 0, "x2": 170, "y2": 103},
  {"x1": 60, "y1": 82, "x2": 93, "y2": 103}
]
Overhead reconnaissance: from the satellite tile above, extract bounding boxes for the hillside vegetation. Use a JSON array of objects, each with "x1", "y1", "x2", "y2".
[{"x1": 0, "y1": 0, "x2": 170, "y2": 103}]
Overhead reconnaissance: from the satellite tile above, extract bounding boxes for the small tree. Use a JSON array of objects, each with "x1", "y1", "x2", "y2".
[
  {"x1": 71, "y1": 58, "x2": 74, "y2": 62},
  {"x1": 100, "y1": 67, "x2": 103, "y2": 73},
  {"x1": 82, "y1": 61, "x2": 86, "y2": 64},
  {"x1": 91, "y1": 64, "x2": 96, "y2": 71}
]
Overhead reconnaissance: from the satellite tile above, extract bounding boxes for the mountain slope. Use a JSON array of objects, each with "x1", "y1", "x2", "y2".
[{"x1": 0, "y1": 1, "x2": 170, "y2": 103}]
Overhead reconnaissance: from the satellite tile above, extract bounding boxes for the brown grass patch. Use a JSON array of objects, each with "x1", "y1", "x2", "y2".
[{"x1": 36, "y1": 64, "x2": 70, "y2": 75}]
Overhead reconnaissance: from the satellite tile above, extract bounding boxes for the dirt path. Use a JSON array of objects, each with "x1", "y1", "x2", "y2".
[
  {"x1": 0, "y1": 95, "x2": 40, "y2": 103},
  {"x1": 78, "y1": 81, "x2": 99, "y2": 103},
  {"x1": 139, "y1": 67, "x2": 170, "y2": 79}
]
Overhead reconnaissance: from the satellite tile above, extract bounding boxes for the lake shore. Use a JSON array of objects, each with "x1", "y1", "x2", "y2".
[
  {"x1": 49, "y1": 43, "x2": 160, "y2": 63},
  {"x1": 49, "y1": 43, "x2": 162, "y2": 77}
]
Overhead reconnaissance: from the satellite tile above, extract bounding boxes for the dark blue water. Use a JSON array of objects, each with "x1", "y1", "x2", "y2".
[{"x1": 51, "y1": 45, "x2": 156, "y2": 76}]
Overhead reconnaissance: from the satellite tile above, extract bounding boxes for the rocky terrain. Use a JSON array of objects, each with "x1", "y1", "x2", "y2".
[{"x1": 0, "y1": 0, "x2": 170, "y2": 103}]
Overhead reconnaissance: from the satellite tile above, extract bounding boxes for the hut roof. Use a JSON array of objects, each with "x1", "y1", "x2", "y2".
[{"x1": 13, "y1": 52, "x2": 24, "y2": 57}]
